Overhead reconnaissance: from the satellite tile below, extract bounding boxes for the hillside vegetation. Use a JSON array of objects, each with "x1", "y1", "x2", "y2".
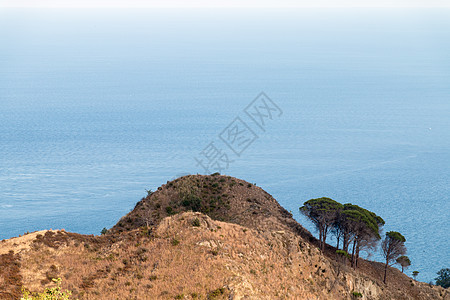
[{"x1": 1, "y1": 175, "x2": 448, "y2": 299}]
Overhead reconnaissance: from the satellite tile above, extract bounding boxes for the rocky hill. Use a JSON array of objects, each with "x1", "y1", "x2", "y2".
[{"x1": 0, "y1": 175, "x2": 448, "y2": 299}]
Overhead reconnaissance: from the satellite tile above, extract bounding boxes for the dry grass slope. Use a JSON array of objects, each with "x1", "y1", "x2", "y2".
[{"x1": 1, "y1": 175, "x2": 448, "y2": 300}]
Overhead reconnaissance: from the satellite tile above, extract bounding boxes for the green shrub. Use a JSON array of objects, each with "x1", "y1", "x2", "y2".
[
  {"x1": 435, "y1": 268, "x2": 450, "y2": 288},
  {"x1": 21, "y1": 278, "x2": 73, "y2": 300},
  {"x1": 166, "y1": 206, "x2": 175, "y2": 215},
  {"x1": 140, "y1": 226, "x2": 151, "y2": 237},
  {"x1": 181, "y1": 195, "x2": 202, "y2": 212},
  {"x1": 208, "y1": 287, "x2": 225, "y2": 299},
  {"x1": 352, "y1": 291, "x2": 363, "y2": 298},
  {"x1": 192, "y1": 218, "x2": 201, "y2": 227},
  {"x1": 336, "y1": 250, "x2": 350, "y2": 259}
]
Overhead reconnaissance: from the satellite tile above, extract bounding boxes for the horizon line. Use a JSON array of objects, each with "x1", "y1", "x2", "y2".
[{"x1": 1, "y1": 0, "x2": 450, "y2": 9}]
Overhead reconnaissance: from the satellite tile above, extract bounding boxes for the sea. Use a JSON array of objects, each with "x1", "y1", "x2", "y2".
[{"x1": 0, "y1": 7, "x2": 449, "y2": 282}]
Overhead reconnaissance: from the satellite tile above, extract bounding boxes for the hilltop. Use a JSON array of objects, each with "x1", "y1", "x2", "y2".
[
  {"x1": 0, "y1": 175, "x2": 448, "y2": 299},
  {"x1": 112, "y1": 174, "x2": 310, "y2": 238}
]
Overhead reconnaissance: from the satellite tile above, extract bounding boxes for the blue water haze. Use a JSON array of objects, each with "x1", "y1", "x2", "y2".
[{"x1": 0, "y1": 8, "x2": 449, "y2": 282}]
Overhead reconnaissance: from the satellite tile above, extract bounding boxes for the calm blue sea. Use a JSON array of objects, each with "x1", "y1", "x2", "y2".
[{"x1": 0, "y1": 8, "x2": 449, "y2": 282}]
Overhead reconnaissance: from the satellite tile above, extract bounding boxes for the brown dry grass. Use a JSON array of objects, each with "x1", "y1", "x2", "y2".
[
  {"x1": 0, "y1": 250, "x2": 22, "y2": 300},
  {"x1": 1, "y1": 175, "x2": 448, "y2": 300},
  {"x1": 11, "y1": 212, "x2": 339, "y2": 299},
  {"x1": 0, "y1": 230, "x2": 58, "y2": 255},
  {"x1": 1, "y1": 212, "x2": 448, "y2": 299}
]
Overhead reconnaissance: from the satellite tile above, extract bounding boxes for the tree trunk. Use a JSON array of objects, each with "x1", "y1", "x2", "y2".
[
  {"x1": 355, "y1": 242, "x2": 360, "y2": 269},
  {"x1": 322, "y1": 227, "x2": 328, "y2": 252},
  {"x1": 383, "y1": 260, "x2": 388, "y2": 284},
  {"x1": 351, "y1": 240, "x2": 356, "y2": 268},
  {"x1": 343, "y1": 233, "x2": 349, "y2": 253},
  {"x1": 319, "y1": 229, "x2": 323, "y2": 251}
]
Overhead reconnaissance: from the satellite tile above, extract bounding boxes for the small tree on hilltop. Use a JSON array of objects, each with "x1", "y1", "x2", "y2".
[
  {"x1": 382, "y1": 231, "x2": 406, "y2": 284},
  {"x1": 435, "y1": 268, "x2": 450, "y2": 288},
  {"x1": 396, "y1": 255, "x2": 411, "y2": 273},
  {"x1": 412, "y1": 271, "x2": 419, "y2": 281},
  {"x1": 300, "y1": 197, "x2": 342, "y2": 252}
]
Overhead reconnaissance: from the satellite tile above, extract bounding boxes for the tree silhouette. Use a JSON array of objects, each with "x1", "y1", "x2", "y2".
[
  {"x1": 435, "y1": 268, "x2": 449, "y2": 288},
  {"x1": 300, "y1": 197, "x2": 342, "y2": 252},
  {"x1": 334, "y1": 204, "x2": 384, "y2": 268},
  {"x1": 382, "y1": 231, "x2": 406, "y2": 284},
  {"x1": 396, "y1": 255, "x2": 411, "y2": 273}
]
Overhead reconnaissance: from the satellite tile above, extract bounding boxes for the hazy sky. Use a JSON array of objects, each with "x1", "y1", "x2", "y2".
[{"x1": 1, "y1": 0, "x2": 449, "y2": 8}]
